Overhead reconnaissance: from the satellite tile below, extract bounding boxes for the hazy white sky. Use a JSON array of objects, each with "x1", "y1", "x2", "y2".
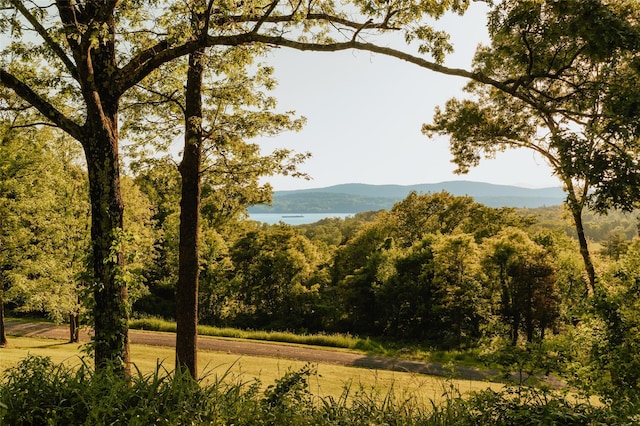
[{"x1": 256, "y1": 2, "x2": 562, "y2": 191}]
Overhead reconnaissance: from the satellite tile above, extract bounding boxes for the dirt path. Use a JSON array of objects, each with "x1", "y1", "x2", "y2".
[{"x1": 4, "y1": 320, "x2": 497, "y2": 382}]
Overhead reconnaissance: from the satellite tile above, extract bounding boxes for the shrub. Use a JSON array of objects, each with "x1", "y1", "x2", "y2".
[{"x1": 1, "y1": 356, "x2": 636, "y2": 425}]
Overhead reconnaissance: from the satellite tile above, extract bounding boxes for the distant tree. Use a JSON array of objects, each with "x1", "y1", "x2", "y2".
[
  {"x1": 330, "y1": 218, "x2": 395, "y2": 333},
  {"x1": 600, "y1": 231, "x2": 630, "y2": 261},
  {"x1": 483, "y1": 228, "x2": 560, "y2": 344},
  {"x1": 2, "y1": 130, "x2": 157, "y2": 343},
  {"x1": 0, "y1": 122, "x2": 44, "y2": 346},
  {"x1": 431, "y1": 233, "x2": 485, "y2": 346},
  {"x1": 389, "y1": 191, "x2": 476, "y2": 245},
  {"x1": 229, "y1": 225, "x2": 327, "y2": 330},
  {"x1": 5, "y1": 134, "x2": 89, "y2": 343},
  {"x1": 376, "y1": 238, "x2": 436, "y2": 340},
  {"x1": 425, "y1": 0, "x2": 640, "y2": 293}
]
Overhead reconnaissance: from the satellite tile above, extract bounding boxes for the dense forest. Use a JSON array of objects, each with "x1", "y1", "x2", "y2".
[
  {"x1": 4, "y1": 132, "x2": 640, "y2": 406},
  {"x1": 5, "y1": 138, "x2": 636, "y2": 343}
]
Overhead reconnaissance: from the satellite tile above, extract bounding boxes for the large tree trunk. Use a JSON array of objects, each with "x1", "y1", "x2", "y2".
[
  {"x1": 83, "y1": 125, "x2": 129, "y2": 374},
  {"x1": 175, "y1": 48, "x2": 205, "y2": 379}
]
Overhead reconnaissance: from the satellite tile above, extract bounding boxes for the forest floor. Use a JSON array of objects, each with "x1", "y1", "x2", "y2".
[{"x1": 4, "y1": 319, "x2": 555, "y2": 386}]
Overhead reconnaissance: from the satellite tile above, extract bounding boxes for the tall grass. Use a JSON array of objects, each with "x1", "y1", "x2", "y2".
[
  {"x1": 1, "y1": 355, "x2": 632, "y2": 425},
  {"x1": 129, "y1": 317, "x2": 384, "y2": 352}
]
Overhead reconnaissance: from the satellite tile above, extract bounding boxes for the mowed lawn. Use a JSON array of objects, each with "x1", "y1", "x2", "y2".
[{"x1": 1, "y1": 336, "x2": 502, "y2": 406}]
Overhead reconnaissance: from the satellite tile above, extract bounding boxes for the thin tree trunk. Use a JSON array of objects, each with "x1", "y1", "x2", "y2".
[
  {"x1": 69, "y1": 312, "x2": 79, "y2": 343},
  {"x1": 0, "y1": 291, "x2": 6, "y2": 347},
  {"x1": 175, "y1": 48, "x2": 205, "y2": 379},
  {"x1": 570, "y1": 206, "x2": 597, "y2": 294},
  {"x1": 1, "y1": 229, "x2": 6, "y2": 347}
]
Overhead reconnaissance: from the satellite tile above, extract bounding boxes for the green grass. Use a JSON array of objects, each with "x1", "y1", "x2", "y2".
[
  {"x1": 1, "y1": 340, "x2": 626, "y2": 425},
  {"x1": 0, "y1": 336, "x2": 501, "y2": 405},
  {"x1": 128, "y1": 317, "x2": 487, "y2": 367},
  {"x1": 8, "y1": 316, "x2": 487, "y2": 368},
  {"x1": 129, "y1": 317, "x2": 383, "y2": 351}
]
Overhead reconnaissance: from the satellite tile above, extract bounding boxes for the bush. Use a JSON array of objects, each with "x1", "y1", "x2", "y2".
[
  {"x1": 0, "y1": 355, "x2": 252, "y2": 425},
  {"x1": 1, "y1": 356, "x2": 636, "y2": 425},
  {"x1": 431, "y1": 387, "x2": 630, "y2": 426}
]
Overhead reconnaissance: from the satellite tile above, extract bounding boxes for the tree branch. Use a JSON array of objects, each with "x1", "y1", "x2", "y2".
[
  {"x1": 0, "y1": 69, "x2": 83, "y2": 141},
  {"x1": 251, "y1": 0, "x2": 281, "y2": 34},
  {"x1": 249, "y1": 35, "x2": 509, "y2": 90},
  {"x1": 10, "y1": 0, "x2": 79, "y2": 81}
]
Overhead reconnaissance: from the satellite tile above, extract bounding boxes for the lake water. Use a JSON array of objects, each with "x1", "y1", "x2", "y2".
[{"x1": 249, "y1": 213, "x2": 353, "y2": 225}]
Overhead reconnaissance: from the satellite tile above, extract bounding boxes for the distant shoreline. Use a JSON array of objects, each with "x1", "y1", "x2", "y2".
[{"x1": 249, "y1": 213, "x2": 354, "y2": 225}]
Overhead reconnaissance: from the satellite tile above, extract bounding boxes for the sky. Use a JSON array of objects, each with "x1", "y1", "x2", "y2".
[{"x1": 255, "y1": 2, "x2": 562, "y2": 191}]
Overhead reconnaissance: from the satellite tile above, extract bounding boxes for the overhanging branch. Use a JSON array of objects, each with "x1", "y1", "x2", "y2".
[
  {"x1": 0, "y1": 69, "x2": 83, "y2": 141},
  {"x1": 10, "y1": 0, "x2": 79, "y2": 81}
]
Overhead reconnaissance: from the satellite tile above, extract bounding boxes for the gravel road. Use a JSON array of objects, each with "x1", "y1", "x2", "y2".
[{"x1": 4, "y1": 320, "x2": 496, "y2": 381}]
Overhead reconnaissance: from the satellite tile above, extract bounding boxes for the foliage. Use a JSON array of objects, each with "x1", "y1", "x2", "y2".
[
  {"x1": 579, "y1": 239, "x2": 640, "y2": 404},
  {"x1": 1, "y1": 355, "x2": 634, "y2": 425},
  {"x1": 482, "y1": 228, "x2": 561, "y2": 344},
  {"x1": 432, "y1": 386, "x2": 629, "y2": 426},
  {"x1": 0, "y1": 124, "x2": 158, "y2": 329},
  {"x1": 0, "y1": 355, "x2": 247, "y2": 425},
  {"x1": 523, "y1": 205, "x2": 640, "y2": 243},
  {"x1": 0, "y1": 0, "x2": 475, "y2": 368},
  {"x1": 424, "y1": 0, "x2": 640, "y2": 291},
  {"x1": 0, "y1": 124, "x2": 89, "y2": 332},
  {"x1": 228, "y1": 224, "x2": 329, "y2": 330}
]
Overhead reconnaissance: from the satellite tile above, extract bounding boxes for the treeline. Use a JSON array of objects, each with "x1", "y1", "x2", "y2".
[
  {"x1": 3, "y1": 137, "x2": 639, "y2": 349},
  {"x1": 7, "y1": 134, "x2": 640, "y2": 400},
  {"x1": 161, "y1": 193, "x2": 575, "y2": 347}
]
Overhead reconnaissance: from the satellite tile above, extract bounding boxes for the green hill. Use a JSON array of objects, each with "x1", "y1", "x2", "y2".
[{"x1": 248, "y1": 181, "x2": 566, "y2": 213}]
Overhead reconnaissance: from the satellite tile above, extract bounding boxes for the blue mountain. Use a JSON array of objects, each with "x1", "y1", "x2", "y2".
[{"x1": 248, "y1": 181, "x2": 566, "y2": 213}]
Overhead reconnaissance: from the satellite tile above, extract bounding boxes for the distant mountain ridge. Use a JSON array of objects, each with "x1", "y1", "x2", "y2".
[{"x1": 248, "y1": 181, "x2": 566, "y2": 214}]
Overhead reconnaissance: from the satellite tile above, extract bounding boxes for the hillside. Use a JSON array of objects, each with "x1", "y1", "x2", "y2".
[{"x1": 248, "y1": 181, "x2": 566, "y2": 213}]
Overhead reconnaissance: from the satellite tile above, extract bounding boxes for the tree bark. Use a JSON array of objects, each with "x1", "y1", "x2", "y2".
[
  {"x1": 69, "y1": 2, "x2": 130, "y2": 373},
  {"x1": 0, "y1": 291, "x2": 6, "y2": 347},
  {"x1": 69, "y1": 312, "x2": 79, "y2": 343},
  {"x1": 83, "y1": 125, "x2": 129, "y2": 374},
  {"x1": 570, "y1": 205, "x2": 597, "y2": 294},
  {"x1": 175, "y1": 48, "x2": 205, "y2": 379}
]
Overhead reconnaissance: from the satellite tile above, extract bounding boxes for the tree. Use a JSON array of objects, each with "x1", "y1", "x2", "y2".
[
  {"x1": 0, "y1": 121, "x2": 41, "y2": 347},
  {"x1": 587, "y1": 238, "x2": 640, "y2": 402},
  {"x1": 176, "y1": 47, "x2": 308, "y2": 377},
  {"x1": 0, "y1": 125, "x2": 157, "y2": 344},
  {"x1": 0, "y1": 0, "x2": 495, "y2": 369},
  {"x1": 376, "y1": 238, "x2": 436, "y2": 340},
  {"x1": 128, "y1": 43, "x2": 307, "y2": 377},
  {"x1": 424, "y1": 0, "x2": 640, "y2": 292},
  {"x1": 6, "y1": 133, "x2": 90, "y2": 343},
  {"x1": 0, "y1": 118, "x2": 86, "y2": 345},
  {"x1": 483, "y1": 228, "x2": 559, "y2": 344},
  {"x1": 431, "y1": 233, "x2": 485, "y2": 346},
  {"x1": 389, "y1": 191, "x2": 476, "y2": 245},
  {"x1": 229, "y1": 225, "x2": 326, "y2": 330}
]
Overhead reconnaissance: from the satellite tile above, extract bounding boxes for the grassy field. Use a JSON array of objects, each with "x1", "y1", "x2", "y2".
[
  {"x1": 1, "y1": 336, "x2": 502, "y2": 406},
  {"x1": 129, "y1": 317, "x2": 486, "y2": 366}
]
